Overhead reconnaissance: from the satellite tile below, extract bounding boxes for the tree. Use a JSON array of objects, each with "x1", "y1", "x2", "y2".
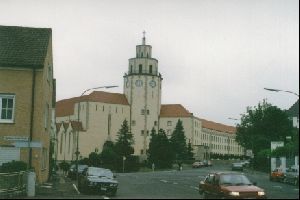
[
  {"x1": 236, "y1": 99, "x2": 294, "y2": 157},
  {"x1": 100, "y1": 140, "x2": 119, "y2": 170},
  {"x1": 170, "y1": 119, "x2": 188, "y2": 161},
  {"x1": 148, "y1": 128, "x2": 173, "y2": 168},
  {"x1": 114, "y1": 120, "x2": 134, "y2": 157}
]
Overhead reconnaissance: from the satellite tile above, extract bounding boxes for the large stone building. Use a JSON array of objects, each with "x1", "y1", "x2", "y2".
[
  {"x1": 0, "y1": 25, "x2": 56, "y2": 183},
  {"x1": 56, "y1": 36, "x2": 244, "y2": 162}
]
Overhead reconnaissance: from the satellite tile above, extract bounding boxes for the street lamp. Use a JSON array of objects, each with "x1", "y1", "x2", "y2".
[
  {"x1": 75, "y1": 85, "x2": 118, "y2": 188},
  {"x1": 264, "y1": 88, "x2": 299, "y2": 98}
]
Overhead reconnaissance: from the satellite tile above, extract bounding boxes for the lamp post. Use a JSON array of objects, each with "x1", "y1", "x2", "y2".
[
  {"x1": 264, "y1": 88, "x2": 299, "y2": 98},
  {"x1": 75, "y1": 85, "x2": 118, "y2": 187}
]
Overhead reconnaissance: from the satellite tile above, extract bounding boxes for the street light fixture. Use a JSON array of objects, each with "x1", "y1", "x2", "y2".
[
  {"x1": 75, "y1": 85, "x2": 118, "y2": 188},
  {"x1": 264, "y1": 88, "x2": 299, "y2": 98}
]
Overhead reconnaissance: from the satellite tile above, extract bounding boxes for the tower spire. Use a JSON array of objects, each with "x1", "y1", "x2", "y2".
[{"x1": 142, "y1": 30, "x2": 146, "y2": 45}]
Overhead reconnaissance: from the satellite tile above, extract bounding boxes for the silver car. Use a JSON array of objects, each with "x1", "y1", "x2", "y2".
[{"x1": 284, "y1": 165, "x2": 299, "y2": 186}]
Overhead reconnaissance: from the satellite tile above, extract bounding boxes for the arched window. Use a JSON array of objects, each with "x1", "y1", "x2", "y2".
[
  {"x1": 130, "y1": 65, "x2": 133, "y2": 73},
  {"x1": 149, "y1": 65, "x2": 152, "y2": 74},
  {"x1": 141, "y1": 52, "x2": 143, "y2": 57},
  {"x1": 139, "y1": 64, "x2": 142, "y2": 74}
]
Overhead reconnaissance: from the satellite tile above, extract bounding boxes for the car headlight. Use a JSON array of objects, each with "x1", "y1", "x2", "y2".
[
  {"x1": 229, "y1": 192, "x2": 240, "y2": 196},
  {"x1": 258, "y1": 191, "x2": 265, "y2": 196}
]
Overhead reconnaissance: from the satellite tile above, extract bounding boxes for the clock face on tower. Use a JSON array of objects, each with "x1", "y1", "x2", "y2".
[
  {"x1": 149, "y1": 80, "x2": 156, "y2": 88},
  {"x1": 135, "y1": 80, "x2": 143, "y2": 87}
]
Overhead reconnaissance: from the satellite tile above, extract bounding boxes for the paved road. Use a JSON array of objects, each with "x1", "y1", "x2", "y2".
[
  {"x1": 112, "y1": 164, "x2": 299, "y2": 199},
  {"x1": 33, "y1": 163, "x2": 299, "y2": 199}
]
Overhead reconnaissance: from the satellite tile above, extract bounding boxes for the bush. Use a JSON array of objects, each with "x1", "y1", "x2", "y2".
[
  {"x1": 59, "y1": 161, "x2": 70, "y2": 172},
  {"x1": 0, "y1": 160, "x2": 27, "y2": 173}
]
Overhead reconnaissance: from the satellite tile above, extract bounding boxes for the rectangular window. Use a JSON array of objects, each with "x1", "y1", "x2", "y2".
[
  {"x1": 149, "y1": 65, "x2": 152, "y2": 74},
  {"x1": 141, "y1": 109, "x2": 145, "y2": 115},
  {"x1": 141, "y1": 130, "x2": 144, "y2": 135},
  {"x1": 139, "y1": 64, "x2": 142, "y2": 74},
  {"x1": 141, "y1": 149, "x2": 144, "y2": 154},
  {"x1": 116, "y1": 107, "x2": 118, "y2": 113},
  {"x1": 167, "y1": 121, "x2": 172, "y2": 126},
  {"x1": 132, "y1": 120, "x2": 136, "y2": 126},
  {"x1": 0, "y1": 94, "x2": 15, "y2": 123},
  {"x1": 147, "y1": 110, "x2": 149, "y2": 115},
  {"x1": 154, "y1": 121, "x2": 157, "y2": 126},
  {"x1": 103, "y1": 106, "x2": 105, "y2": 111}
]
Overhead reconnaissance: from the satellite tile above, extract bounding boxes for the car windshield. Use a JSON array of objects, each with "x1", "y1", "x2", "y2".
[
  {"x1": 219, "y1": 174, "x2": 252, "y2": 186},
  {"x1": 88, "y1": 168, "x2": 113, "y2": 178}
]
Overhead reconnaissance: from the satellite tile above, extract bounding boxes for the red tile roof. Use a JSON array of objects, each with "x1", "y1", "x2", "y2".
[
  {"x1": 199, "y1": 118, "x2": 236, "y2": 134},
  {"x1": 160, "y1": 104, "x2": 192, "y2": 117},
  {"x1": 56, "y1": 91, "x2": 129, "y2": 117}
]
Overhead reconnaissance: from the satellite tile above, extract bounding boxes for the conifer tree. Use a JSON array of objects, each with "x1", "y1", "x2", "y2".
[
  {"x1": 114, "y1": 119, "x2": 134, "y2": 157},
  {"x1": 170, "y1": 119, "x2": 188, "y2": 161}
]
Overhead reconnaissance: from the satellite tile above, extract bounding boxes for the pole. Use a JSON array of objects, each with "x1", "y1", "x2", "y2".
[
  {"x1": 122, "y1": 156, "x2": 125, "y2": 173},
  {"x1": 76, "y1": 101, "x2": 80, "y2": 187}
]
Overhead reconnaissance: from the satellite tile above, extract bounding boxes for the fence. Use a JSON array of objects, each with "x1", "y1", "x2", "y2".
[{"x1": 0, "y1": 171, "x2": 27, "y2": 198}]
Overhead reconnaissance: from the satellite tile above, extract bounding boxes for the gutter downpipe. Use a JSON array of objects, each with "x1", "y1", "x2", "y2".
[{"x1": 29, "y1": 68, "x2": 36, "y2": 169}]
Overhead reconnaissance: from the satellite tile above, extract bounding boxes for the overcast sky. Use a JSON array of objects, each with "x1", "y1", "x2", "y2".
[{"x1": 1, "y1": 0, "x2": 299, "y2": 126}]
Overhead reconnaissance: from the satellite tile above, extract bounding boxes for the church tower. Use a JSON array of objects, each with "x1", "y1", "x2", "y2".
[{"x1": 123, "y1": 32, "x2": 162, "y2": 159}]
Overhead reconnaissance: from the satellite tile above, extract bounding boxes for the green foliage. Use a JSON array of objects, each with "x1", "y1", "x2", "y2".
[
  {"x1": 170, "y1": 119, "x2": 188, "y2": 161},
  {"x1": 236, "y1": 99, "x2": 294, "y2": 156},
  {"x1": 147, "y1": 128, "x2": 174, "y2": 168},
  {"x1": 123, "y1": 155, "x2": 140, "y2": 172},
  {"x1": 253, "y1": 149, "x2": 271, "y2": 172},
  {"x1": 100, "y1": 140, "x2": 120, "y2": 170},
  {"x1": 0, "y1": 160, "x2": 27, "y2": 173},
  {"x1": 59, "y1": 161, "x2": 70, "y2": 172},
  {"x1": 114, "y1": 120, "x2": 134, "y2": 157},
  {"x1": 88, "y1": 152, "x2": 101, "y2": 167}
]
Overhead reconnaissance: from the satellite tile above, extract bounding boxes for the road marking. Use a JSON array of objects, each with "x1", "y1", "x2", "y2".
[
  {"x1": 103, "y1": 196, "x2": 110, "y2": 199},
  {"x1": 190, "y1": 186, "x2": 198, "y2": 190},
  {"x1": 294, "y1": 188, "x2": 299, "y2": 191},
  {"x1": 272, "y1": 185, "x2": 282, "y2": 189},
  {"x1": 160, "y1": 180, "x2": 168, "y2": 183},
  {"x1": 72, "y1": 183, "x2": 80, "y2": 194},
  {"x1": 173, "y1": 182, "x2": 178, "y2": 184}
]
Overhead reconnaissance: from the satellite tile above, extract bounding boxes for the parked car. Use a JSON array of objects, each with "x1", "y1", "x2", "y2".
[
  {"x1": 203, "y1": 160, "x2": 213, "y2": 167},
  {"x1": 269, "y1": 168, "x2": 285, "y2": 182},
  {"x1": 240, "y1": 160, "x2": 250, "y2": 167},
  {"x1": 68, "y1": 164, "x2": 88, "y2": 180},
  {"x1": 78, "y1": 167, "x2": 118, "y2": 196},
  {"x1": 199, "y1": 171, "x2": 267, "y2": 199},
  {"x1": 193, "y1": 161, "x2": 205, "y2": 168},
  {"x1": 232, "y1": 162, "x2": 243, "y2": 171},
  {"x1": 284, "y1": 165, "x2": 299, "y2": 186}
]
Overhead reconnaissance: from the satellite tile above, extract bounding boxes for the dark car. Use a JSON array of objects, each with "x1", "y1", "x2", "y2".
[
  {"x1": 68, "y1": 164, "x2": 88, "y2": 180},
  {"x1": 78, "y1": 167, "x2": 118, "y2": 196},
  {"x1": 199, "y1": 172, "x2": 266, "y2": 199},
  {"x1": 232, "y1": 163, "x2": 243, "y2": 171}
]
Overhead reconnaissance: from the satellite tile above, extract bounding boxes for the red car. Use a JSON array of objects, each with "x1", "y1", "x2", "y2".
[
  {"x1": 199, "y1": 172, "x2": 267, "y2": 199},
  {"x1": 270, "y1": 168, "x2": 285, "y2": 182}
]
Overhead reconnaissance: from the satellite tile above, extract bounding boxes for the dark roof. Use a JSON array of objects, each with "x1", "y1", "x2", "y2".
[
  {"x1": 0, "y1": 25, "x2": 51, "y2": 68},
  {"x1": 287, "y1": 100, "x2": 299, "y2": 117}
]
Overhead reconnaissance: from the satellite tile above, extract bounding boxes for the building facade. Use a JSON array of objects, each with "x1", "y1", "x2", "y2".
[
  {"x1": 0, "y1": 25, "x2": 55, "y2": 183},
  {"x1": 56, "y1": 36, "x2": 244, "y2": 162}
]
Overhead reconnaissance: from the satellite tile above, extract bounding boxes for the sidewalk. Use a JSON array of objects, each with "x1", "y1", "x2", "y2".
[{"x1": 24, "y1": 171, "x2": 79, "y2": 199}]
